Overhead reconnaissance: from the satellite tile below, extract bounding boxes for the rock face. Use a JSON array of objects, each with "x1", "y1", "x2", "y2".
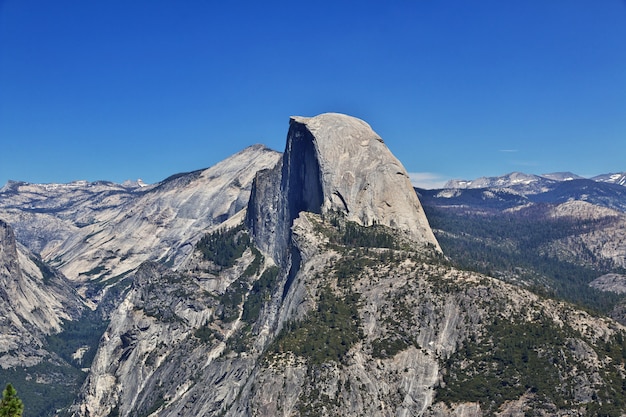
[
  {"x1": 590, "y1": 273, "x2": 626, "y2": 294},
  {"x1": 248, "y1": 113, "x2": 440, "y2": 264},
  {"x1": 0, "y1": 145, "x2": 281, "y2": 304},
  {"x1": 4, "y1": 114, "x2": 626, "y2": 416},
  {"x1": 68, "y1": 114, "x2": 626, "y2": 417},
  {"x1": 72, "y1": 210, "x2": 626, "y2": 417},
  {"x1": 0, "y1": 219, "x2": 83, "y2": 367}
]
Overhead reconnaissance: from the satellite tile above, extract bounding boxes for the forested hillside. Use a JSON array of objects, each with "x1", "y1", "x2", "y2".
[{"x1": 420, "y1": 190, "x2": 626, "y2": 317}]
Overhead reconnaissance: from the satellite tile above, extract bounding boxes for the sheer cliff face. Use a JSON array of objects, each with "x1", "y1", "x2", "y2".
[
  {"x1": 0, "y1": 219, "x2": 83, "y2": 368},
  {"x1": 248, "y1": 113, "x2": 440, "y2": 264},
  {"x1": 294, "y1": 113, "x2": 436, "y2": 241}
]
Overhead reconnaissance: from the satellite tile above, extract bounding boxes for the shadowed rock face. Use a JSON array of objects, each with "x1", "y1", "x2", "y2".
[
  {"x1": 0, "y1": 219, "x2": 83, "y2": 369},
  {"x1": 248, "y1": 113, "x2": 440, "y2": 264}
]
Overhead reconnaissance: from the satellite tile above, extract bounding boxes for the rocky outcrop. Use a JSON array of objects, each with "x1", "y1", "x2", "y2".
[
  {"x1": 544, "y1": 201, "x2": 626, "y2": 269},
  {"x1": 248, "y1": 113, "x2": 440, "y2": 265},
  {"x1": 72, "y1": 209, "x2": 626, "y2": 416},
  {"x1": 0, "y1": 219, "x2": 83, "y2": 368},
  {"x1": 71, "y1": 114, "x2": 626, "y2": 417},
  {"x1": 0, "y1": 145, "x2": 282, "y2": 306},
  {"x1": 590, "y1": 273, "x2": 626, "y2": 294},
  {"x1": 5, "y1": 113, "x2": 626, "y2": 416},
  {"x1": 50, "y1": 145, "x2": 281, "y2": 286}
]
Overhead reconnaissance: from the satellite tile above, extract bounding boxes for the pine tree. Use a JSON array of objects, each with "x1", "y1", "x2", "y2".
[{"x1": 0, "y1": 384, "x2": 24, "y2": 417}]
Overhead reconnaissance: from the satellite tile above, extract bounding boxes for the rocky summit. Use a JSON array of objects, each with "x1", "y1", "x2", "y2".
[
  {"x1": 247, "y1": 113, "x2": 440, "y2": 265},
  {"x1": 1, "y1": 114, "x2": 626, "y2": 416}
]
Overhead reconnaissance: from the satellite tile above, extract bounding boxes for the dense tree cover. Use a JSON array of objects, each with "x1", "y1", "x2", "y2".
[
  {"x1": 271, "y1": 287, "x2": 362, "y2": 364},
  {"x1": 242, "y1": 266, "x2": 280, "y2": 322},
  {"x1": 196, "y1": 224, "x2": 250, "y2": 268},
  {"x1": 334, "y1": 221, "x2": 397, "y2": 249},
  {"x1": 438, "y1": 319, "x2": 566, "y2": 409},
  {"x1": 0, "y1": 310, "x2": 109, "y2": 417},
  {"x1": 193, "y1": 324, "x2": 219, "y2": 343},
  {"x1": 0, "y1": 384, "x2": 23, "y2": 417},
  {"x1": 46, "y1": 310, "x2": 109, "y2": 369},
  {"x1": 437, "y1": 318, "x2": 626, "y2": 415},
  {"x1": 318, "y1": 211, "x2": 402, "y2": 250},
  {"x1": 0, "y1": 363, "x2": 81, "y2": 417},
  {"x1": 423, "y1": 205, "x2": 624, "y2": 313}
]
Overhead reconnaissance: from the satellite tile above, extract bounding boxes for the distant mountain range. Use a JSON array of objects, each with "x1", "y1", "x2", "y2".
[
  {"x1": 444, "y1": 171, "x2": 626, "y2": 192},
  {"x1": 430, "y1": 171, "x2": 626, "y2": 213}
]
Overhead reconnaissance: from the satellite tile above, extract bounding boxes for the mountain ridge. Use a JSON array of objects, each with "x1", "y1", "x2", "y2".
[
  {"x1": 2, "y1": 115, "x2": 626, "y2": 416},
  {"x1": 443, "y1": 170, "x2": 626, "y2": 192}
]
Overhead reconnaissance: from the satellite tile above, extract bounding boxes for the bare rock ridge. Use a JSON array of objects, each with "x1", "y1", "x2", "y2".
[
  {"x1": 0, "y1": 219, "x2": 83, "y2": 368},
  {"x1": 0, "y1": 144, "x2": 282, "y2": 305},
  {"x1": 248, "y1": 113, "x2": 440, "y2": 264}
]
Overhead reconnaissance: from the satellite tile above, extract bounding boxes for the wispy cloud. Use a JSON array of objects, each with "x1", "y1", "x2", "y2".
[
  {"x1": 499, "y1": 149, "x2": 518, "y2": 153},
  {"x1": 408, "y1": 172, "x2": 449, "y2": 189}
]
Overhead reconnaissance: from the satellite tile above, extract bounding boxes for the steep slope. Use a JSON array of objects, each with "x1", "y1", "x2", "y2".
[
  {"x1": 72, "y1": 211, "x2": 626, "y2": 417},
  {"x1": 0, "y1": 219, "x2": 84, "y2": 365},
  {"x1": 247, "y1": 113, "x2": 439, "y2": 265},
  {"x1": 0, "y1": 219, "x2": 89, "y2": 416},
  {"x1": 51, "y1": 145, "x2": 281, "y2": 285},
  {"x1": 71, "y1": 114, "x2": 626, "y2": 417},
  {"x1": 0, "y1": 145, "x2": 282, "y2": 306}
]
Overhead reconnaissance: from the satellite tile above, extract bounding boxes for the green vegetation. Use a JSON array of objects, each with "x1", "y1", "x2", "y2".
[
  {"x1": 242, "y1": 246, "x2": 264, "y2": 277},
  {"x1": 219, "y1": 278, "x2": 247, "y2": 322},
  {"x1": 0, "y1": 384, "x2": 24, "y2": 417},
  {"x1": 9, "y1": 310, "x2": 109, "y2": 416},
  {"x1": 0, "y1": 309, "x2": 109, "y2": 417},
  {"x1": 268, "y1": 214, "x2": 416, "y2": 364},
  {"x1": 226, "y1": 324, "x2": 255, "y2": 354},
  {"x1": 437, "y1": 317, "x2": 626, "y2": 415},
  {"x1": 423, "y1": 206, "x2": 624, "y2": 313},
  {"x1": 271, "y1": 288, "x2": 362, "y2": 364},
  {"x1": 46, "y1": 310, "x2": 109, "y2": 368},
  {"x1": 333, "y1": 220, "x2": 397, "y2": 249},
  {"x1": 320, "y1": 212, "x2": 416, "y2": 254},
  {"x1": 0, "y1": 362, "x2": 83, "y2": 417},
  {"x1": 242, "y1": 266, "x2": 280, "y2": 322},
  {"x1": 29, "y1": 256, "x2": 56, "y2": 285},
  {"x1": 138, "y1": 393, "x2": 166, "y2": 417},
  {"x1": 194, "y1": 325, "x2": 221, "y2": 343},
  {"x1": 196, "y1": 224, "x2": 250, "y2": 268},
  {"x1": 370, "y1": 335, "x2": 412, "y2": 359},
  {"x1": 439, "y1": 318, "x2": 566, "y2": 408},
  {"x1": 78, "y1": 265, "x2": 106, "y2": 278}
]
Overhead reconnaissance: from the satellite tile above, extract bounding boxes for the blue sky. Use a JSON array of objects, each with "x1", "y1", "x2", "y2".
[{"x1": 1, "y1": 1, "x2": 625, "y2": 189}]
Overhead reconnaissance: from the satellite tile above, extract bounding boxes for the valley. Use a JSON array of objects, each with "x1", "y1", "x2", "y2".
[{"x1": 1, "y1": 114, "x2": 626, "y2": 416}]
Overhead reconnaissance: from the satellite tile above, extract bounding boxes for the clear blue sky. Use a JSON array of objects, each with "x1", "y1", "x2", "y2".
[{"x1": 1, "y1": 1, "x2": 625, "y2": 188}]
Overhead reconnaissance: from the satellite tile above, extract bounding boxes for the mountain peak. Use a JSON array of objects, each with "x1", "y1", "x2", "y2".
[
  {"x1": 593, "y1": 172, "x2": 626, "y2": 186},
  {"x1": 289, "y1": 112, "x2": 384, "y2": 144},
  {"x1": 248, "y1": 113, "x2": 440, "y2": 263},
  {"x1": 540, "y1": 172, "x2": 584, "y2": 181}
]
